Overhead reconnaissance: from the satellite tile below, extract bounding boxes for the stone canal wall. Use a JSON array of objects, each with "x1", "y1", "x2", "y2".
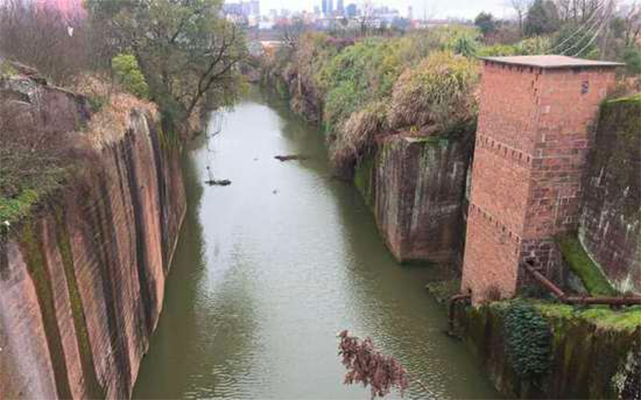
[
  {"x1": 354, "y1": 132, "x2": 473, "y2": 264},
  {"x1": 0, "y1": 75, "x2": 186, "y2": 399},
  {"x1": 579, "y1": 95, "x2": 641, "y2": 294},
  {"x1": 453, "y1": 300, "x2": 640, "y2": 399}
]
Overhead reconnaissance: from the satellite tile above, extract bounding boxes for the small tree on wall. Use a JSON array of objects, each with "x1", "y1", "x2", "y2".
[{"x1": 337, "y1": 330, "x2": 430, "y2": 398}]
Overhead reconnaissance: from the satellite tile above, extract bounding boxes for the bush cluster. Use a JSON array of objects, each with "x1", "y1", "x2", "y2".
[
  {"x1": 111, "y1": 54, "x2": 149, "y2": 99},
  {"x1": 262, "y1": 27, "x2": 484, "y2": 177},
  {"x1": 388, "y1": 51, "x2": 479, "y2": 132},
  {"x1": 503, "y1": 302, "x2": 552, "y2": 380}
]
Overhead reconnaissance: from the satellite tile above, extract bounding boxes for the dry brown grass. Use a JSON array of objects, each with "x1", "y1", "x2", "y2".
[
  {"x1": 329, "y1": 100, "x2": 389, "y2": 174},
  {"x1": 388, "y1": 51, "x2": 479, "y2": 133},
  {"x1": 71, "y1": 74, "x2": 158, "y2": 149}
]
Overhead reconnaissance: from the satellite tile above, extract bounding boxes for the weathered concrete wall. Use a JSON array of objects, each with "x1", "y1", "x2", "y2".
[
  {"x1": 454, "y1": 301, "x2": 640, "y2": 399},
  {"x1": 0, "y1": 79, "x2": 186, "y2": 399},
  {"x1": 579, "y1": 95, "x2": 641, "y2": 294},
  {"x1": 354, "y1": 132, "x2": 473, "y2": 264}
]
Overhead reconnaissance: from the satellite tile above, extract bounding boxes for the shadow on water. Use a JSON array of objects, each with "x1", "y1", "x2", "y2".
[{"x1": 132, "y1": 86, "x2": 500, "y2": 400}]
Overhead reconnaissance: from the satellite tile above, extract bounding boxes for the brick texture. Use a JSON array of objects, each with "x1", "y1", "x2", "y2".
[{"x1": 461, "y1": 61, "x2": 617, "y2": 303}]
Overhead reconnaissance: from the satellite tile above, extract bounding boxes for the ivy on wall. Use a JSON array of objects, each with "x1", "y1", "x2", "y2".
[{"x1": 504, "y1": 302, "x2": 552, "y2": 380}]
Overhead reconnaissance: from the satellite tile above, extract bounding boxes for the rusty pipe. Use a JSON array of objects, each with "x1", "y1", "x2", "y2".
[
  {"x1": 523, "y1": 263, "x2": 567, "y2": 300},
  {"x1": 447, "y1": 294, "x2": 471, "y2": 336},
  {"x1": 523, "y1": 262, "x2": 641, "y2": 306},
  {"x1": 564, "y1": 296, "x2": 641, "y2": 305}
]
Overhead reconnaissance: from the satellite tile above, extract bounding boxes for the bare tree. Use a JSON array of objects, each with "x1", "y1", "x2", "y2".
[
  {"x1": 359, "y1": 1, "x2": 376, "y2": 37},
  {"x1": 621, "y1": 1, "x2": 641, "y2": 46},
  {"x1": 0, "y1": 0, "x2": 95, "y2": 84},
  {"x1": 280, "y1": 17, "x2": 307, "y2": 51},
  {"x1": 510, "y1": 0, "x2": 533, "y2": 34},
  {"x1": 554, "y1": 0, "x2": 604, "y2": 22}
]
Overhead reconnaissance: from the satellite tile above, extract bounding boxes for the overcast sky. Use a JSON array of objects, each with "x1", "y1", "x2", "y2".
[{"x1": 235, "y1": 0, "x2": 517, "y2": 20}]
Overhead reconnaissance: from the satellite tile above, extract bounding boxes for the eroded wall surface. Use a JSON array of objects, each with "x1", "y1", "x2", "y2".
[
  {"x1": 355, "y1": 133, "x2": 473, "y2": 264},
  {"x1": 0, "y1": 77, "x2": 186, "y2": 399},
  {"x1": 579, "y1": 95, "x2": 641, "y2": 294}
]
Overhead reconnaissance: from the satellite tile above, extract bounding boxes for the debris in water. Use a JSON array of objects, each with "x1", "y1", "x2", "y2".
[
  {"x1": 272, "y1": 189, "x2": 279, "y2": 194},
  {"x1": 274, "y1": 155, "x2": 308, "y2": 162},
  {"x1": 206, "y1": 179, "x2": 232, "y2": 186},
  {"x1": 205, "y1": 165, "x2": 231, "y2": 186}
]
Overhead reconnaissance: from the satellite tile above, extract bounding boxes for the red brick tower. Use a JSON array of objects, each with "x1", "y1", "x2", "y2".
[{"x1": 461, "y1": 55, "x2": 620, "y2": 303}]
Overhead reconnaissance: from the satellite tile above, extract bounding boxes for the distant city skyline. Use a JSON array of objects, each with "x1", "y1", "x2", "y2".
[{"x1": 224, "y1": 0, "x2": 515, "y2": 19}]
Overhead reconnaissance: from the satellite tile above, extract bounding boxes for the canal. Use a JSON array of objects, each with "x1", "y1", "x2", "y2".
[{"x1": 133, "y1": 88, "x2": 499, "y2": 399}]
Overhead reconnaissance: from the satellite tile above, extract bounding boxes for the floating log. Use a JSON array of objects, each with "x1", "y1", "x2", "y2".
[
  {"x1": 274, "y1": 155, "x2": 308, "y2": 162},
  {"x1": 205, "y1": 179, "x2": 232, "y2": 186}
]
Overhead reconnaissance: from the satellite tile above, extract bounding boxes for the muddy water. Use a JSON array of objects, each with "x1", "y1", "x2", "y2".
[{"x1": 133, "y1": 88, "x2": 499, "y2": 399}]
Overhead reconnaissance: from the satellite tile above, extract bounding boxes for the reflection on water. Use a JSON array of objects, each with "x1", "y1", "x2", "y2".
[{"x1": 132, "y1": 88, "x2": 499, "y2": 399}]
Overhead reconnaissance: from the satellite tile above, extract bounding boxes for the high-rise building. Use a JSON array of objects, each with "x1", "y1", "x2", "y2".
[
  {"x1": 336, "y1": 0, "x2": 345, "y2": 16},
  {"x1": 328, "y1": 0, "x2": 334, "y2": 16},
  {"x1": 250, "y1": 0, "x2": 260, "y2": 16},
  {"x1": 322, "y1": 0, "x2": 328, "y2": 16},
  {"x1": 345, "y1": 3, "x2": 357, "y2": 17},
  {"x1": 407, "y1": 6, "x2": 413, "y2": 20}
]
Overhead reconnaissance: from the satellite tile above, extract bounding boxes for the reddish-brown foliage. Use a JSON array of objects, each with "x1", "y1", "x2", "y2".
[{"x1": 337, "y1": 330, "x2": 411, "y2": 399}]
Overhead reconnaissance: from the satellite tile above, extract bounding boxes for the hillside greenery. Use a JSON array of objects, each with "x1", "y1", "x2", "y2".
[{"x1": 263, "y1": 14, "x2": 640, "y2": 177}]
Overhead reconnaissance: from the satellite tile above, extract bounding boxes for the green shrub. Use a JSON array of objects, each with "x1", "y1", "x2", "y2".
[
  {"x1": 477, "y1": 44, "x2": 520, "y2": 57},
  {"x1": 0, "y1": 60, "x2": 18, "y2": 77},
  {"x1": 426, "y1": 25, "x2": 482, "y2": 54},
  {"x1": 477, "y1": 36, "x2": 551, "y2": 57},
  {"x1": 388, "y1": 51, "x2": 479, "y2": 132},
  {"x1": 320, "y1": 38, "x2": 402, "y2": 129},
  {"x1": 324, "y1": 81, "x2": 368, "y2": 132},
  {"x1": 111, "y1": 54, "x2": 149, "y2": 99},
  {"x1": 622, "y1": 47, "x2": 641, "y2": 75},
  {"x1": 504, "y1": 302, "x2": 552, "y2": 380},
  {"x1": 516, "y1": 36, "x2": 552, "y2": 55},
  {"x1": 452, "y1": 34, "x2": 479, "y2": 57}
]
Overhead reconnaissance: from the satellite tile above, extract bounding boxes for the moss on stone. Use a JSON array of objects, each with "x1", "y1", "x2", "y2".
[
  {"x1": 20, "y1": 222, "x2": 73, "y2": 400},
  {"x1": 425, "y1": 278, "x2": 461, "y2": 303},
  {"x1": 558, "y1": 235, "x2": 617, "y2": 297},
  {"x1": 594, "y1": 94, "x2": 641, "y2": 219},
  {"x1": 53, "y1": 206, "x2": 106, "y2": 399},
  {"x1": 354, "y1": 154, "x2": 375, "y2": 209},
  {"x1": 460, "y1": 298, "x2": 640, "y2": 398},
  {"x1": 0, "y1": 189, "x2": 40, "y2": 223},
  {"x1": 0, "y1": 61, "x2": 19, "y2": 78},
  {"x1": 533, "y1": 302, "x2": 641, "y2": 332}
]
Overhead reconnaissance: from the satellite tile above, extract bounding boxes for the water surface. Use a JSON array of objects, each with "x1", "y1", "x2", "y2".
[{"x1": 133, "y1": 89, "x2": 499, "y2": 399}]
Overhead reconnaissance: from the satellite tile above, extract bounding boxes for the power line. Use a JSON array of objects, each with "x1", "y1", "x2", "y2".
[
  {"x1": 572, "y1": 1, "x2": 614, "y2": 57},
  {"x1": 547, "y1": 0, "x2": 607, "y2": 54},
  {"x1": 558, "y1": 0, "x2": 612, "y2": 56}
]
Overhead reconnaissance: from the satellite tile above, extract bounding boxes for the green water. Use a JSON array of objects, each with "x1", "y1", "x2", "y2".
[{"x1": 132, "y1": 89, "x2": 499, "y2": 399}]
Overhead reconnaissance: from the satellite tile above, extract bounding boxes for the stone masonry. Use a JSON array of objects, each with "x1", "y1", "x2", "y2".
[{"x1": 461, "y1": 55, "x2": 620, "y2": 303}]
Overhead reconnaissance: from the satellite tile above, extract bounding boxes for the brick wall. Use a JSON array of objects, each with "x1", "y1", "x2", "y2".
[{"x1": 462, "y1": 60, "x2": 617, "y2": 303}]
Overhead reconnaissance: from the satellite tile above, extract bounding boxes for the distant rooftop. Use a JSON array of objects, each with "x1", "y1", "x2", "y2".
[{"x1": 479, "y1": 55, "x2": 623, "y2": 69}]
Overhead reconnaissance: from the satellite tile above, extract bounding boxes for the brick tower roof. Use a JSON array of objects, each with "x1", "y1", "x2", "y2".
[{"x1": 479, "y1": 55, "x2": 623, "y2": 69}]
